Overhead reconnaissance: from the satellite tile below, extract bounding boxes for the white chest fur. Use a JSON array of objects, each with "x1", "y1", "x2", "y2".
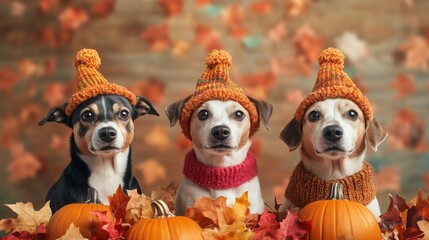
[{"x1": 79, "y1": 148, "x2": 129, "y2": 204}]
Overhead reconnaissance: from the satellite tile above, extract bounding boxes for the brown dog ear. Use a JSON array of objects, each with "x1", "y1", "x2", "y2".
[
  {"x1": 366, "y1": 118, "x2": 388, "y2": 152},
  {"x1": 280, "y1": 118, "x2": 302, "y2": 151},
  {"x1": 165, "y1": 95, "x2": 192, "y2": 127},
  {"x1": 134, "y1": 96, "x2": 160, "y2": 119},
  {"x1": 39, "y1": 103, "x2": 71, "y2": 127},
  {"x1": 248, "y1": 96, "x2": 273, "y2": 130}
]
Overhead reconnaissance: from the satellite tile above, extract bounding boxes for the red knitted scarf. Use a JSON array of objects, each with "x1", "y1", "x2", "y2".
[{"x1": 183, "y1": 149, "x2": 258, "y2": 189}]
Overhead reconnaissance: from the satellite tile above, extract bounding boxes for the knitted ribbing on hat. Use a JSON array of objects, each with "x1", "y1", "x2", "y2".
[
  {"x1": 179, "y1": 50, "x2": 259, "y2": 140},
  {"x1": 65, "y1": 48, "x2": 137, "y2": 116},
  {"x1": 294, "y1": 48, "x2": 373, "y2": 122},
  {"x1": 285, "y1": 161, "x2": 376, "y2": 208},
  {"x1": 183, "y1": 149, "x2": 258, "y2": 189}
]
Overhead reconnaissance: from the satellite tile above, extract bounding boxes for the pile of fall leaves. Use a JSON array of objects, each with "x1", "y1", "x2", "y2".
[{"x1": 1, "y1": 185, "x2": 429, "y2": 240}]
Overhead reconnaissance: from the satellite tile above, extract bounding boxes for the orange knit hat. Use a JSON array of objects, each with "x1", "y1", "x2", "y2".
[
  {"x1": 179, "y1": 50, "x2": 259, "y2": 140},
  {"x1": 294, "y1": 47, "x2": 373, "y2": 122},
  {"x1": 65, "y1": 48, "x2": 137, "y2": 116}
]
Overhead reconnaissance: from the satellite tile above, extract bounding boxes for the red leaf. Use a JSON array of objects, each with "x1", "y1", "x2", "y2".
[
  {"x1": 391, "y1": 73, "x2": 416, "y2": 99},
  {"x1": 249, "y1": 0, "x2": 272, "y2": 14},
  {"x1": 380, "y1": 194, "x2": 404, "y2": 231},
  {"x1": 141, "y1": 24, "x2": 170, "y2": 52},
  {"x1": 281, "y1": 210, "x2": 311, "y2": 240},
  {"x1": 58, "y1": 6, "x2": 88, "y2": 30},
  {"x1": 38, "y1": 0, "x2": 58, "y2": 13},
  {"x1": 159, "y1": 0, "x2": 183, "y2": 17},
  {"x1": 92, "y1": 210, "x2": 120, "y2": 239},
  {"x1": 293, "y1": 24, "x2": 324, "y2": 66},
  {"x1": 91, "y1": 0, "x2": 116, "y2": 18},
  {"x1": 108, "y1": 185, "x2": 130, "y2": 221},
  {"x1": 0, "y1": 68, "x2": 20, "y2": 91},
  {"x1": 129, "y1": 78, "x2": 165, "y2": 104},
  {"x1": 252, "y1": 209, "x2": 282, "y2": 239},
  {"x1": 194, "y1": 24, "x2": 222, "y2": 53}
]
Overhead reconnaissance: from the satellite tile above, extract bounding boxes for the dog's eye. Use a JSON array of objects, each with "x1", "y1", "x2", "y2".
[
  {"x1": 347, "y1": 110, "x2": 358, "y2": 120},
  {"x1": 119, "y1": 110, "x2": 130, "y2": 120},
  {"x1": 81, "y1": 111, "x2": 95, "y2": 122},
  {"x1": 198, "y1": 110, "x2": 209, "y2": 121},
  {"x1": 233, "y1": 110, "x2": 245, "y2": 121},
  {"x1": 308, "y1": 110, "x2": 320, "y2": 122}
]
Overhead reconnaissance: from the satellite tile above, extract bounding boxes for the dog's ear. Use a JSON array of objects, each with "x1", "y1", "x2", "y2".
[
  {"x1": 39, "y1": 103, "x2": 71, "y2": 127},
  {"x1": 165, "y1": 95, "x2": 192, "y2": 127},
  {"x1": 280, "y1": 118, "x2": 302, "y2": 151},
  {"x1": 366, "y1": 118, "x2": 388, "y2": 152},
  {"x1": 134, "y1": 96, "x2": 160, "y2": 119},
  {"x1": 248, "y1": 96, "x2": 273, "y2": 130}
]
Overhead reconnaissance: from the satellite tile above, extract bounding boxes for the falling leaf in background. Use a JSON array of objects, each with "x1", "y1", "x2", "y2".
[
  {"x1": 159, "y1": 0, "x2": 183, "y2": 17},
  {"x1": 49, "y1": 134, "x2": 70, "y2": 151},
  {"x1": 249, "y1": 0, "x2": 272, "y2": 14},
  {"x1": 151, "y1": 183, "x2": 178, "y2": 212},
  {"x1": 0, "y1": 201, "x2": 51, "y2": 233},
  {"x1": 268, "y1": 22, "x2": 287, "y2": 43},
  {"x1": 391, "y1": 73, "x2": 416, "y2": 99},
  {"x1": 125, "y1": 189, "x2": 152, "y2": 225},
  {"x1": 7, "y1": 143, "x2": 42, "y2": 182},
  {"x1": 284, "y1": 0, "x2": 311, "y2": 17},
  {"x1": 229, "y1": 25, "x2": 247, "y2": 40},
  {"x1": 43, "y1": 83, "x2": 66, "y2": 107},
  {"x1": 141, "y1": 24, "x2": 170, "y2": 52},
  {"x1": 130, "y1": 78, "x2": 165, "y2": 104},
  {"x1": 143, "y1": 125, "x2": 170, "y2": 152},
  {"x1": 43, "y1": 56, "x2": 57, "y2": 76},
  {"x1": 398, "y1": 35, "x2": 429, "y2": 71},
  {"x1": 0, "y1": 117, "x2": 19, "y2": 147},
  {"x1": 38, "y1": 0, "x2": 58, "y2": 13},
  {"x1": 37, "y1": 26, "x2": 57, "y2": 48},
  {"x1": 375, "y1": 166, "x2": 400, "y2": 193},
  {"x1": 174, "y1": 134, "x2": 193, "y2": 151},
  {"x1": 0, "y1": 68, "x2": 20, "y2": 91},
  {"x1": 18, "y1": 59, "x2": 37, "y2": 79},
  {"x1": 10, "y1": 1, "x2": 25, "y2": 17},
  {"x1": 91, "y1": 0, "x2": 116, "y2": 18},
  {"x1": 293, "y1": 24, "x2": 324, "y2": 68},
  {"x1": 171, "y1": 39, "x2": 189, "y2": 56},
  {"x1": 221, "y1": 3, "x2": 244, "y2": 25},
  {"x1": 271, "y1": 57, "x2": 290, "y2": 76},
  {"x1": 20, "y1": 104, "x2": 41, "y2": 124},
  {"x1": 237, "y1": 71, "x2": 276, "y2": 100},
  {"x1": 57, "y1": 223, "x2": 88, "y2": 240},
  {"x1": 194, "y1": 24, "x2": 223, "y2": 53},
  {"x1": 58, "y1": 6, "x2": 88, "y2": 30},
  {"x1": 387, "y1": 108, "x2": 425, "y2": 152},
  {"x1": 285, "y1": 88, "x2": 305, "y2": 106},
  {"x1": 133, "y1": 158, "x2": 166, "y2": 187},
  {"x1": 335, "y1": 31, "x2": 369, "y2": 62}
]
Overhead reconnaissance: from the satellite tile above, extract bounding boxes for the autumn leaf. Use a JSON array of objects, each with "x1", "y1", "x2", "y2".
[
  {"x1": 159, "y1": 0, "x2": 183, "y2": 17},
  {"x1": 57, "y1": 223, "x2": 88, "y2": 240},
  {"x1": 0, "y1": 201, "x2": 51, "y2": 234},
  {"x1": 151, "y1": 182, "x2": 178, "y2": 212},
  {"x1": 7, "y1": 143, "x2": 42, "y2": 182},
  {"x1": 293, "y1": 24, "x2": 324, "y2": 68},
  {"x1": 141, "y1": 24, "x2": 170, "y2": 52},
  {"x1": 284, "y1": 0, "x2": 311, "y2": 17},
  {"x1": 186, "y1": 195, "x2": 231, "y2": 229},
  {"x1": 249, "y1": 0, "x2": 272, "y2": 14},
  {"x1": 0, "y1": 68, "x2": 20, "y2": 91},
  {"x1": 391, "y1": 73, "x2": 416, "y2": 99},
  {"x1": 91, "y1": 0, "x2": 116, "y2": 18},
  {"x1": 194, "y1": 24, "x2": 223, "y2": 53},
  {"x1": 124, "y1": 189, "x2": 153, "y2": 225},
  {"x1": 380, "y1": 194, "x2": 405, "y2": 231},
  {"x1": 280, "y1": 210, "x2": 311, "y2": 240},
  {"x1": 133, "y1": 158, "x2": 166, "y2": 187},
  {"x1": 387, "y1": 108, "x2": 425, "y2": 151},
  {"x1": 398, "y1": 35, "x2": 429, "y2": 71},
  {"x1": 144, "y1": 124, "x2": 170, "y2": 151},
  {"x1": 268, "y1": 22, "x2": 287, "y2": 43},
  {"x1": 129, "y1": 78, "x2": 166, "y2": 104},
  {"x1": 58, "y1": 6, "x2": 88, "y2": 30},
  {"x1": 38, "y1": 0, "x2": 58, "y2": 13},
  {"x1": 171, "y1": 39, "x2": 189, "y2": 56},
  {"x1": 108, "y1": 185, "x2": 131, "y2": 221},
  {"x1": 18, "y1": 59, "x2": 37, "y2": 79},
  {"x1": 252, "y1": 209, "x2": 282, "y2": 239},
  {"x1": 43, "y1": 82, "x2": 67, "y2": 107},
  {"x1": 236, "y1": 71, "x2": 276, "y2": 100},
  {"x1": 221, "y1": 3, "x2": 244, "y2": 26},
  {"x1": 174, "y1": 134, "x2": 193, "y2": 151},
  {"x1": 10, "y1": 1, "x2": 26, "y2": 17},
  {"x1": 335, "y1": 31, "x2": 369, "y2": 62},
  {"x1": 92, "y1": 210, "x2": 129, "y2": 239}
]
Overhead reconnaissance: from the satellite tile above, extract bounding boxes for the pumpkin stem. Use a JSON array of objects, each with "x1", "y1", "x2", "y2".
[
  {"x1": 329, "y1": 183, "x2": 345, "y2": 200},
  {"x1": 151, "y1": 200, "x2": 174, "y2": 218}
]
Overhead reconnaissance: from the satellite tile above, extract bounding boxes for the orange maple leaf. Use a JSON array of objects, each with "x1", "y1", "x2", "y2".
[
  {"x1": 7, "y1": 143, "x2": 42, "y2": 182},
  {"x1": 399, "y1": 35, "x2": 429, "y2": 71},
  {"x1": 0, "y1": 201, "x2": 51, "y2": 233},
  {"x1": 159, "y1": 0, "x2": 183, "y2": 17},
  {"x1": 58, "y1": 6, "x2": 88, "y2": 30},
  {"x1": 293, "y1": 24, "x2": 324, "y2": 75},
  {"x1": 194, "y1": 24, "x2": 223, "y2": 53},
  {"x1": 141, "y1": 24, "x2": 170, "y2": 52},
  {"x1": 391, "y1": 73, "x2": 416, "y2": 99},
  {"x1": 91, "y1": 0, "x2": 116, "y2": 18}
]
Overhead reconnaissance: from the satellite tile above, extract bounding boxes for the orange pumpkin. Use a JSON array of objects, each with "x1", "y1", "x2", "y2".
[
  {"x1": 125, "y1": 200, "x2": 203, "y2": 240},
  {"x1": 299, "y1": 183, "x2": 381, "y2": 240},
  {"x1": 46, "y1": 203, "x2": 112, "y2": 240}
]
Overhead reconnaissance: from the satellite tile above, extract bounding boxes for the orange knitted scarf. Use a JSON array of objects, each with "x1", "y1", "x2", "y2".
[{"x1": 285, "y1": 161, "x2": 376, "y2": 208}]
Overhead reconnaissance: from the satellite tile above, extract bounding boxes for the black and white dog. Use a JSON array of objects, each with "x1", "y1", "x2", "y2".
[{"x1": 39, "y1": 95, "x2": 158, "y2": 213}]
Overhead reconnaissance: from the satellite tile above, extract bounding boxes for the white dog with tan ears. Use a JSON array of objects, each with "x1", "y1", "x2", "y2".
[
  {"x1": 166, "y1": 50, "x2": 272, "y2": 216},
  {"x1": 279, "y1": 48, "x2": 387, "y2": 217}
]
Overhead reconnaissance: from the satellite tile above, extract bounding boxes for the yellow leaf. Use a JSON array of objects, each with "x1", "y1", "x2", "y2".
[
  {"x1": 417, "y1": 220, "x2": 429, "y2": 240},
  {"x1": 0, "y1": 201, "x2": 51, "y2": 233},
  {"x1": 125, "y1": 189, "x2": 153, "y2": 225},
  {"x1": 57, "y1": 223, "x2": 88, "y2": 240},
  {"x1": 219, "y1": 220, "x2": 253, "y2": 240},
  {"x1": 230, "y1": 192, "x2": 250, "y2": 223}
]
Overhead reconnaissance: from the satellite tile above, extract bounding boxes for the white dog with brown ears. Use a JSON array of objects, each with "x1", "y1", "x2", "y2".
[
  {"x1": 279, "y1": 48, "x2": 387, "y2": 217},
  {"x1": 166, "y1": 50, "x2": 272, "y2": 216}
]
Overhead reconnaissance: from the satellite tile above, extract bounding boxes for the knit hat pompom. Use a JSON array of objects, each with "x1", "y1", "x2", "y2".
[
  {"x1": 318, "y1": 47, "x2": 344, "y2": 68},
  {"x1": 205, "y1": 49, "x2": 232, "y2": 68},
  {"x1": 75, "y1": 48, "x2": 101, "y2": 69}
]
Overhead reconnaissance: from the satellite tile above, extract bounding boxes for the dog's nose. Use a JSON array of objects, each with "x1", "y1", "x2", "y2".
[
  {"x1": 323, "y1": 125, "x2": 343, "y2": 142},
  {"x1": 211, "y1": 126, "x2": 231, "y2": 141},
  {"x1": 98, "y1": 127, "x2": 117, "y2": 143}
]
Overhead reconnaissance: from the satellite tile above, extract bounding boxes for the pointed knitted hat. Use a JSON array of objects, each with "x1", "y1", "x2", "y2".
[
  {"x1": 179, "y1": 49, "x2": 259, "y2": 140},
  {"x1": 294, "y1": 47, "x2": 373, "y2": 122},
  {"x1": 65, "y1": 48, "x2": 137, "y2": 116}
]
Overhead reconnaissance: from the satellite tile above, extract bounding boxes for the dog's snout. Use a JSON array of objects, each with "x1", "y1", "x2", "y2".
[
  {"x1": 98, "y1": 127, "x2": 117, "y2": 143},
  {"x1": 211, "y1": 125, "x2": 231, "y2": 141},
  {"x1": 323, "y1": 125, "x2": 343, "y2": 142}
]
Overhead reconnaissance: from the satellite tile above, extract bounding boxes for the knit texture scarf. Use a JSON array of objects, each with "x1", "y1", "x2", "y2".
[
  {"x1": 285, "y1": 161, "x2": 376, "y2": 208},
  {"x1": 183, "y1": 149, "x2": 258, "y2": 189}
]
